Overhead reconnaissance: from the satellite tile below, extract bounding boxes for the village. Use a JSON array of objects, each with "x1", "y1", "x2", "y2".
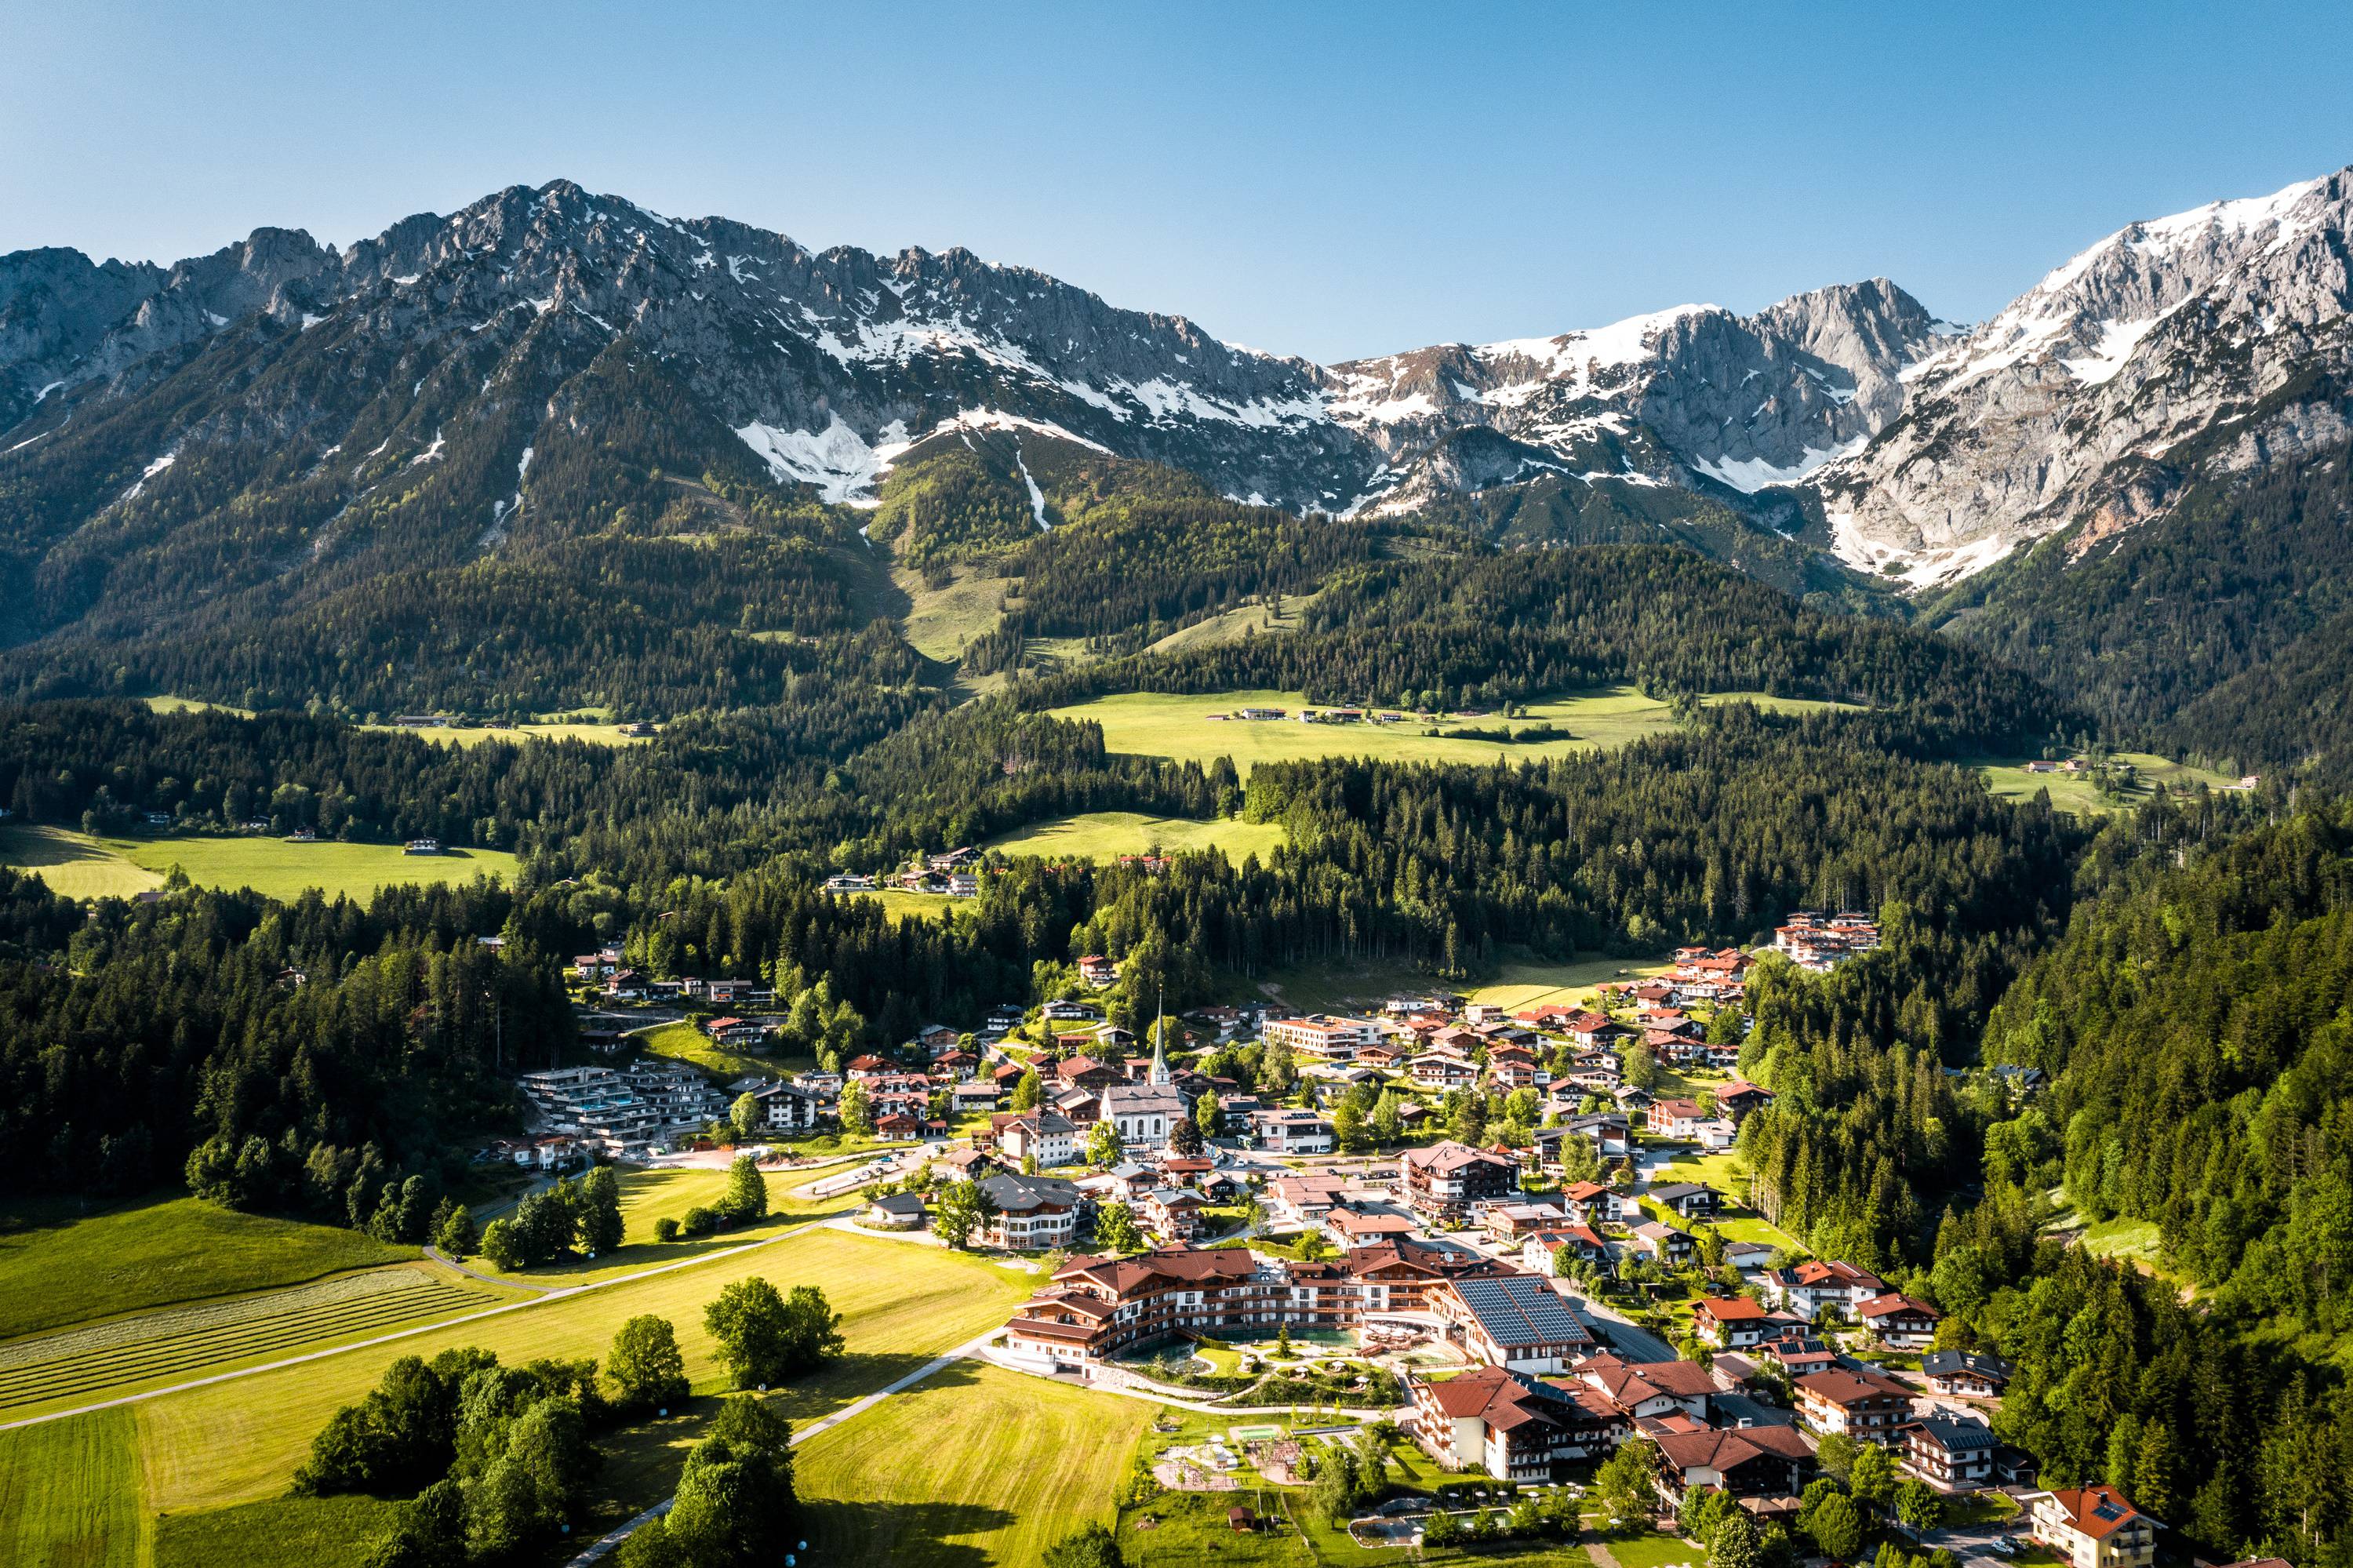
[{"x1": 472, "y1": 908, "x2": 2207, "y2": 1563}]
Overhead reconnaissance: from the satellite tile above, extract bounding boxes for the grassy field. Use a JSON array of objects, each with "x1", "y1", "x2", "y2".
[
  {"x1": 142, "y1": 696, "x2": 253, "y2": 718},
  {"x1": 1976, "y1": 751, "x2": 2240, "y2": 817},
  {"x1": 360, "y1": 719, "x2": 650, "y2": 748},
  {"x1": 155, "y1": 1496, "x2": 403, "y2": 1568},
  {"x1": 127, "y1": 1227, "x2": 1035, "y2": 1522},
  {"x1": 1051, "y1": 686, "x2": 1856, "y2": 776},
  {"x1": 0, "y1": 1194, "x2": 413, "y2": 1343},
  {"x1": 1470, "y1": 954, "x2": 1673, "y2": 1014},
  {"x1": 1, "y1": 824, "x2": 521, "y2": 903},
  {"x1": 0, "y1": 1406, "x2": 147, "y2": 1568},
  {"x1": 634, "y1": 1019, "x2": 783, "y2": 1082},
  {"x1": 0, "y1": 1263, "x2": 511, "y2": 1418},
  {"x1": 797, "y1": 1362, "x2": 1149, "y2": 1565},
  {"x1": 987, "y1": 810, "x2": 1290, "y2": 866},
  {"x1": 0, "y1": 823, "x2": 163, "y2": 899},
  {"x1": 851, "y1": 888, "x2": 966, "y2": 925}
]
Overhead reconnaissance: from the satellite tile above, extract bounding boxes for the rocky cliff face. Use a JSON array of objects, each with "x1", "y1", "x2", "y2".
[
  {"x1": 0, "y1": 180, "x2": 1944, "y2": 529},
  {"x1": 8, "y1": 169, "x2": 2348, "y2": 600},
  {"x1": 1813, "y1": 169, "x2": 2353, "y2": 587}
]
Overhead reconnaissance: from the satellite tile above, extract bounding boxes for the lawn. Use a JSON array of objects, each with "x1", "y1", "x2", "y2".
[
  {"x1": 0, "y1": 1406, "x2": 146, "y2": 1568},
  {"x1": 988, "y1": 810, "x2": 1290, "y2": 866},
  {"x1": 1, "y1": 824, "x2": 522, "y2": 903},
  {"x1": 155, "y1": 1496, "x2": 403, "y2": 1568},
  {"x1": 851, "y1": 888, "x2": 967, "y2": 924},
  {"x1": 1049, "y1": 686, "x2": 1857, "y2": 777},
  {"x1": 0, "y1": 1193, "x2": 413, "y2": 1343},
  {"x1": 1592, "y1": 1524, "x2": 1705, "y2": 1568},
  {"x1": 635, "y1": 1019, "x2": 784, "y2": 1082},
  {"x1": 129, "y1": 1228, "x2": 1035, "y2": 1523},
  {"x1": 795, "y1": 1362, "x2": 1151, "y2": 1566},
  {"x1": 1975, "y1": 751, "x2": 2240, "y2": 817}
]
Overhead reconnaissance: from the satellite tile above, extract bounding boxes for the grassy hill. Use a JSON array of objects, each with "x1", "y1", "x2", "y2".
[{"x1": 0, "y1": 824, "x2": 519, "y2": 903}]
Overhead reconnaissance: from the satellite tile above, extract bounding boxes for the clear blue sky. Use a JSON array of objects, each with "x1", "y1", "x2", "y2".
[{"x1": 5, "y1": 1, "x2": 2347, "y2": 362}]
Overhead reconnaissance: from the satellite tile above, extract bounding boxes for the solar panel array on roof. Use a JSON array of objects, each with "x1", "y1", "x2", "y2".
[{"x1": 1456, "y1": 1275, "x2": 1591, "y2": 1345}]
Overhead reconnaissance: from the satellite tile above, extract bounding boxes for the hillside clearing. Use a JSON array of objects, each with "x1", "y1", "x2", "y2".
[
  {"x1": 0, "y1": 824, "x2": 164, "y2": 899},
  {"x1": 0, "y1": 1194, "x2": 413, "y2": 1344},
  {"x1": 1050, "y1": 686, "x2": 1856, "y2": 775},
  {"x1": 1975, "y1": 751, "x2": 2241, "y2": 816},
  {"x1": 635, "y1": 1019, "x2": 785, "y2": 1082},
  {"x1": 1469, "y1": 954, "x2": 1674, "y2": 1014},
  {"x1": 121, "y1": 833, "x2": 515, "y2": 902},
  {"x1": 987, "y1": 810, "x2": 1289, "y2": 865},
  {"x1": 358, "y1": 720, "x2": 650, "y2": 748}
]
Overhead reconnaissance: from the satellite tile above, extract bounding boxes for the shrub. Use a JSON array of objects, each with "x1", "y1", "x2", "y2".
[
  {"x1": 680, "y1": 1206, "x2": 718, "y2": 1238},
  {"x1": 653, "y1": 1217, "x2": 681, "y2": 1242}
]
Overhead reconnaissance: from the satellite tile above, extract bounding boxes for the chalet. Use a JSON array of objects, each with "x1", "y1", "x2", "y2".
[
  {"x1": 604, "y1": 970, "x2": 648, "y2": 1000},
  {"x1": 1438, "y1": 1273, "x2": 1595, "y2": 1372},
  {"x1": 1076, "y1": 955, "x2": 1118, "y2": 989},
  {"x1": 1921, "y1": 1350, "x2": 2012, "y2": 1399},
  {"x1": 1647, "y1": 1181, "x2": 1716, "y2": 1219},
  {"x1": 747, "y1": 1080, "x2": 827, "y2": 1132},
  {"x1": 1564, "y1": 1113, "x2": 1633, "y2": 1158},
  {"x1": 1755, "y1": 1333, "x2": 1838, "y2": 1378},
  {"x1": 1765, "y1": 1259, "x2": 1887, "y2": 1320},
  {"x1": 822, "y1": 873, "x2": 877, "y2": 894},
  {"x1": 1857, "y1": 1291, "x2": 1942, "y2": 1348},
  {"x1": 1520, "y1": 1225, "x2": 1609, "y2": 1275},
  {"x1": 1408, "y1": 1051, "x2": 1479, "y2": 1090},
  {"x1": 1647, "y1": 1422, "x2": 1813, "y2": 1504},
  {"x1": 1400, "y1": 1141, "x2": 1518, "y2": 1223},
  {"x1": 2026, "y1": 1486, "x2": 2159, "y2": 1568},
  {"x1": 1648, "y1": 1097, "x2": 1710, "y2": 1141},
  {"x1": 1140, "y1": 1186, "x2": 1208, "y2": 1241},
  {"x1": 1354, "y1": 1040, "x2": 1409, "y2": 1070},
  {"x1": 1626, "y1": 1221, "x2": 1694, "y2": 1268},
  {"x1": 1558, "y1": 1181, "x2": 1620, "y2": 1226},
  {"x1": 1408, "y1": 1366, "x2": 1627, "y2": 1482},
  {"x1": 704, "y1": 1016, "x2": 766, "y2": 1047},
  {"x1": 1902, "y1": 1414, "x2": 1998, "y2": 1492},
  {"x1": 1795, "y1": 1366, "x2": 1912, "y2": 1446},
  {"x1": 872, "y1": 1111, "x2": 924, "y2": 1141},
  {"x1": 948, "y1": 1080, "x2": 1001, "y2": 1115},
  {"x1": 1307, "y1": 1196, "x2": 1409, "y2": 1245},
  {"x1": 1576, "y1": 1354, "x2": 1716, "y2": 1422},
  {"x1": 704, "y1": 979, "x2": 752, "y2": 1003},
  {"x1": 1714, "y1": 1081, "x2": 1774, "y2": 1124},
  {"x1": 993, "y1": 1108, "x2": 1078, "y2": 1167},
  {"x1": 1248, "y1": 1107, "x2": 1335, "y2": 1155},
  {"x1": 1483, "y1": 1201, "x2": 1569, "y2": 1244},
  {"x1": 1486, "y1": 1053, "x2": 1541, "y2": 1090},
  {"x1": 1690, "y1": 1294, "x2": 1774, "y2": 1348},
  {"x1": 976, "y1": 1171, "x2": 1087, "y2": 1249},
  {"x1": 1264, "y1": 1174, "x2": 1352, "y2": 1225},
  {"x1": 402, "y1": 837, "x2": 443, "y2": 855},
  {"x1": 1042, "y1": 998, "x2": 1101, "y2": 1022}
]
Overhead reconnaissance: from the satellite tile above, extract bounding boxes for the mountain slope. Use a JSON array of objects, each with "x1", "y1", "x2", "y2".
[{"x1": 1815, "y1": 169, "x2": 2353, "y2": 589}]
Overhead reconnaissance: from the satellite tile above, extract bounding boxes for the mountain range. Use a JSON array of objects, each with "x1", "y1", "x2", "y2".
[{"x1": 3, "y1": 166, "x2": 2351, "y2": 762}]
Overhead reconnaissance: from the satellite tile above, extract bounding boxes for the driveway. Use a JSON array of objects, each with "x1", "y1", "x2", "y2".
[{"x1": 1561, "y1": 1288, "x2": 1676, "y2": 1362}]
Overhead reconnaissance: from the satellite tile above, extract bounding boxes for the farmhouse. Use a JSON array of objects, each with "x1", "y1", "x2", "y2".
[{"x1": 1765, "y1": 1259, "x2": 1887, "y2": 1319}]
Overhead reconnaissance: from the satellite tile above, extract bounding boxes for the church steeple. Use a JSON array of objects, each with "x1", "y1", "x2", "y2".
[{"x1": 1148, "y1": 986, "x2": 1171, "y2": 1085}]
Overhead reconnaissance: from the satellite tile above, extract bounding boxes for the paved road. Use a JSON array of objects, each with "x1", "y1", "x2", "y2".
[
  {"x1": 1565, "y1": 1290, "x2": 1677, "y2": 1363},
  {"x1": 426, "y1": 1244, "x2": 557, "y2": 1293},
  {"x1": 0, "y1": 1216, "x2": 838, "y2": 1434}
]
